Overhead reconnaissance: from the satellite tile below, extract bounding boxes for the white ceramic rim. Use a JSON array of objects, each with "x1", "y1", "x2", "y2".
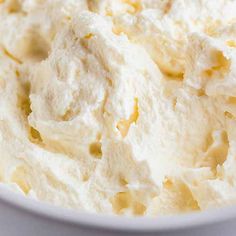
[{"x1": 0, "y1": 186, "x2": 236, "y2": 233}]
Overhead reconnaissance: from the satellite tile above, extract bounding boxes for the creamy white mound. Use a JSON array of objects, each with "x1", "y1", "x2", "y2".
[{"x1": 1, "y1": 0, "x2": 236, "y2": 216}]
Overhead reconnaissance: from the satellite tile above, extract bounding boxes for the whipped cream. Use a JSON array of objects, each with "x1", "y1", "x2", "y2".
[{"x1": 0, "y1": 0, "x2": 236, "y2": 216}]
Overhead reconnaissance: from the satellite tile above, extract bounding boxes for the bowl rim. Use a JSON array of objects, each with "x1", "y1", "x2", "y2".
[{"x1": 0, "y1": 186, "x2": 236, "y2": 232}]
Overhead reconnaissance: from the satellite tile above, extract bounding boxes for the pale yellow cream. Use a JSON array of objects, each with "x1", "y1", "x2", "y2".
[{"x1": 0, "y1": 0, "x2": 236, "y2": 216}]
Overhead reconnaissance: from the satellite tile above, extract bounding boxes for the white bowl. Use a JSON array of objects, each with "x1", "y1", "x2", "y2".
[{"x1": 0, "y1": 185, "x2": 236, "y2": 236}]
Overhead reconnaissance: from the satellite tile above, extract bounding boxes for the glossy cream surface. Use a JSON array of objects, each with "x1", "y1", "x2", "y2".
[{"x1": 0, "y1": 0, "x2": 236, "y2": 216}]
